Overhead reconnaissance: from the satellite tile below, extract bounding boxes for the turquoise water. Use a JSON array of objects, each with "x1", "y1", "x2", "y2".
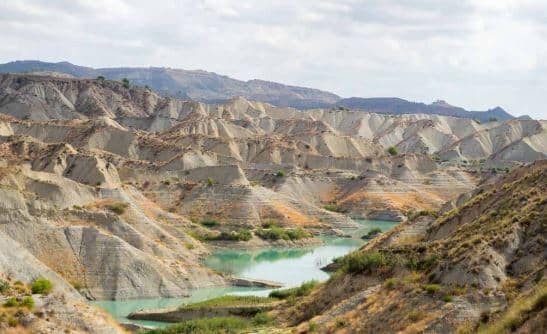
[{"x1": 92, "y1": 219, "x2": 397, "y2": 327}]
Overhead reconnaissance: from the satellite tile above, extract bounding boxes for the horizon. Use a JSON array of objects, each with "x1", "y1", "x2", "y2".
[{"x1": 1, "y1": 1, "x2": 546, "y2": 118}]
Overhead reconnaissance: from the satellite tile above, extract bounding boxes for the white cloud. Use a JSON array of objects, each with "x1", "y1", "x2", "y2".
[{"x1": 0, "y1": 0, "x2": 545, "y2": 118}]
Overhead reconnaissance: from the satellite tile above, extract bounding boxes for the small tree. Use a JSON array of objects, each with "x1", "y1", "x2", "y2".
[
  {"x1": 121, "y1": 78, "x2": 130, "y2": 88},
  {"x1": 387, "y1": 146, "x2": 398, "y2": 156},
  {"x1": 96, "y1": 75, "x2": 105, "y2": 81}
]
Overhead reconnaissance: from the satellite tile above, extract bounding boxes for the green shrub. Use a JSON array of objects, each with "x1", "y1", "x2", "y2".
[
  {"x1": 269, "y1": 280, "x2": 317, "y2": 299},
  {"x1": 121, "y1": 78, "x2": 130, "y2": 88},
  {"x1": 143, "y1": 316, "x2": 251, "y2": 334},
  {"x1": 442, "y1": 295, "x2": 453, "y2": 303},
  {"x1": 21, "y1": 296, "x2": 35, "y2": 309},
  {"x1": 31, "y1": 277, "x2": 53, "y2": 294},
  {"x1": 260, "y1": 220, "x2": 278, "y2": 228},
  {"x1": 361, "y1": 227, "x2": 382, "y2": 239},
  {"x1": 7, "y1": 317, "x2": 18, "y2": 327},
  {"x1": 275, "y1": 170, "x2": 285, "y2": 177},
  {"x1": 251, "y1": 312, "x2": 274, "y2": 326},
  {"x1": 323, "y1": 204, "x2": 343, "y2": 213},
  {"x1": 338, "y1": 251, "x2": 398, "y2": 274},
  {"x1": 206, "y1": 229, "x2": 252, "y2": 242},
  {"x1": 106, "y1": 202, "x2": 128, "y2": 215},
  {"x1": 255, "y1": 226, "x2": 310, "y2": 241},
  {"x1": 200, "y1": 218, "x2": 219, "y2": 227},
  {"x1": 206, "y1": 177, "x2": 215, "y2": 187},
  {"x1": 0, "y1": 279, "x2": 9, "y2": 292},
  {"x1": 408, "y1": 310, "x2": 425, "y2": 322},
  {"x1": 387, "y1": 146, "x2": 398, "y2": 156},
  {"x1": 96, "y1": 75, "x2": 105, "y2": 81},
  {"x1": 4, "y1": 297, "x2": 18, "y2": 307},
  {"x1": 308, "y1": 321, "x2": 318, "y2": 332},
  {"x1": 421, "y1": 284, "x2": 441, "y2": 294}
]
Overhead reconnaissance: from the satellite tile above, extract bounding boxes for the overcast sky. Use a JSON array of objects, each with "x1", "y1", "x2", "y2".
[{"x1": 1, "y1": 0, "x2": 546, "y2": 118}]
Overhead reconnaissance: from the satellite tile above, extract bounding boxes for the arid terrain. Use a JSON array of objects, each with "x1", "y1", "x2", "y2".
[{"x1": 0, "y1": 73, "x2": 545, "y2": 333}]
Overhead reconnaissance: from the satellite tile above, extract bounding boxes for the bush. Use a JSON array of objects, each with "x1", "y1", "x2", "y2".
[
  {"x1": 335, "y1": 318, "x2": 348, "y2": 328},
  {"x1": 96, "y1": 75, "x2": 105, "y2": 81},
  {"x1": 275, "y1": 170, "x2": 285, "y2": 177},
  {"x1": 206, "y1": 229, "x2": 252, "y2": 242},
  {"x1": 442, "y1": 295, "x2": 453, "y2": 303},
  {"x1": 323, "y1": 204, "x2": 343, "y2": 213},
  {"x1": 21, "y1": 296, "x2": 35, "y2": 309},
  {"x1": 361, "y1": 227, "x2": 382, "y2": 240},
  {"x1": 251, "y1": 312, "x2": 274, "y2": 326},
  {"x1": 269, "y1": 280, "x2": 317, "y2": 299},
  {"x1": 408, "y1": 310, "x2": 425, "y2": 322},
  {"x1": 387, "y1": 146, "x2": 398, "y2": 156},
  {"x1": 338, "y1": 251, "x2": 398, "y2": 274},
  {"x1": 260, "y1": 219, "x2": 278, "y2": 228},
  {"x1": 0, "y1": 279, "x2": 9, "y2": 292},
  {"x1": 106, "y1": 202, "x2": 128, "y2": 215},
  {"x1": 4, "y1": 297, "x2": 18, "y2": 307},
  {"x1": 308, "y1": 321, "x2": 318, "y2": 332},
  {"x1": 31, "y1": 277, "x2": 53, "y2": 294},
  {"x1": 255, "y1": 226, "x2": 310, "y2": 241},
  {"x1": 180, "y1": 295, "x2": 275, "y2": 311},
  {"x1": 206, "y1": 177, "x2": 215, "y2": 187},
  {"x1": 121, "y1": 78, "x2": 130, "y2": 88},
  {"x1": 421, "y1": 284, "x2": 441, "y2": 294},
  {"x1": 200, "y1": 218, "x2": 219, "y2": 227}
]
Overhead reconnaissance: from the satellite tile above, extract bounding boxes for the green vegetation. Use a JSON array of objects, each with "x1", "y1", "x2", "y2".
[
  {"x1": 200, "y1": 218, "x2": 219, "y2": 228},
  {"x1": 142, "y1": 316, "x2": 253, "y2": 334},
  {"x1": 336, "y1": 251, "x2": 398, "y2": 275},
  {"x1": 408, "y1": 310, "x2": 425, "y2": 322},
  {"x1": 180, "y1": 295, "x2": 276, "y2": 311},
  {"x1": 275, "y1": 170, "x2": 285, "y2": 177},
  {"x1": 251, "y1": 312, "x2": 274, "y2": 326},
  {"x1": 206, "y1": 177, "x2": 215, "y2": 187},
  {"x1": 199, "y1": 229, "x2": 253, "y2": 242},
  {"x1": 442, "y1": 295, "x2": 453, "y2": 302},
  {"x1": 31, "y1": 277, "x2": 53, "y2": 294},
  {"x1": 3, "y1": 297, "x2": 18, "y2": 307},
  {"x1": 20, "y1": 296, "x2": 35, "y2": 309},
  {"x1": 121, "y1": 78, "x2": 130, "y2": 88},
  {"x1": 255, "y1": 226, "x2": 310, "y2": 241},
  {"x1": 478, "y1": 282, "x2": 547, "y2": 334},
  {"x1": 335, "y1": 318, "x2": 348, "y2": 328},
  {"x1": 361, "y1": 227, "x2": 382, "y2": 240},
  {"x1": 407, "y1": 209, "x2": 438, "y2": 221},
  {"x1": 0, "y1": 279, "x2": 9, "y2": 293},
  {"x1": 96, "y1": 75, "x2": 105, "y2": 81},
  {"x1": 269, "y1": 280, "x2": 318, "y2": 299},
  {"x1": 323, "y1": 203, "x2": 343, "y2": 213},
  {"x1": 387, "y1": 146, "x2": 398, "y2": 156},
  {"x1": 106, "y1": 202, "x2": 128, "y2": 215},
  {"x1": 260, "y1": 219, "x2": 278, "y2": 228},
  {"x1": 421, "y1": 284, "x2": 441, "y2": 294},
  {"x1": 308, "y1": 321, "x2": 318, "y2": 332}
]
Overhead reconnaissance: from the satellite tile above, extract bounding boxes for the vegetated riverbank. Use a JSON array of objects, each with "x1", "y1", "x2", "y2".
[{"x1": 93, "y1": 219, "x2": 397, "y2": 328}]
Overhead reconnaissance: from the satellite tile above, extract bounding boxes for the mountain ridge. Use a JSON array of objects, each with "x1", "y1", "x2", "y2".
[{"x1": 0, "y1": 60, "x2": 516, "y2": 121}]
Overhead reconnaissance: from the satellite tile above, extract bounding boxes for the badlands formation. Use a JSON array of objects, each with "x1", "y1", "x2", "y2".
[{"x1": 0, "y1": 73, "x2": 545, "y2": 332}]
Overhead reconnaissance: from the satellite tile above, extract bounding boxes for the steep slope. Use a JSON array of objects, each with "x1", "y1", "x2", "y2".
[{"x1": 275, "y1": 161, "x2": 546, "y2": 333}]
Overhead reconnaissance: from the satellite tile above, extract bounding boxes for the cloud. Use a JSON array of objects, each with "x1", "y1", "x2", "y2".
[{"x1": 0, "y1": 0, "x2": 545, "y2": 118}]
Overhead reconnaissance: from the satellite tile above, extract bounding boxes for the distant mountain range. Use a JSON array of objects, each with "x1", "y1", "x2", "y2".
[{"x1": 0, "y1": 60, "x2": 515, "y2": 121}]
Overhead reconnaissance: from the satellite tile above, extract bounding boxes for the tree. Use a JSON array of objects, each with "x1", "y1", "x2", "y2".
[
  {"x1": 96, "y1": 75, "x2": 105, "y2": 81},
  {"x1": 121, "y1": 78, "x2": 130, "y2": 88}
]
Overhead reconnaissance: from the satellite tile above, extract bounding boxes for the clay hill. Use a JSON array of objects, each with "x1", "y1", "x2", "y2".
[
  {"x1": 276, "y1": 161, "x2": 546, "y2": 333},
  {"x1": 0, "y1": 73, "x2": 544, "y2": 332},
  {"x1": 0, "y1": 60, "x2": 516, "y2": 121}
]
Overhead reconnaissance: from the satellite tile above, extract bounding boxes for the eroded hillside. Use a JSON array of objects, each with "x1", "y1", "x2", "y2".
[
  {"x1": 0, "y1": 74, "x2": 545, "y2": 332},
  {"x1": 275, "y1": 161, "x2": 546, "y2": 333}
]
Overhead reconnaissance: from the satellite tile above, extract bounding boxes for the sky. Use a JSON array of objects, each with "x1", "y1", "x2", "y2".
[{"x1": 0, "y1": 0, "x2": 546, "y2": 118}]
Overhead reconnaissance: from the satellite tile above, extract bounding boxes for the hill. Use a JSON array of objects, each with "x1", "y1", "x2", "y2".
[
  {"x1": 275, "y1": 161, "x2": 546, "y2": 333},
  {"x1": 0, "y1": 60, "x2": 516, "y2": 120}
]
